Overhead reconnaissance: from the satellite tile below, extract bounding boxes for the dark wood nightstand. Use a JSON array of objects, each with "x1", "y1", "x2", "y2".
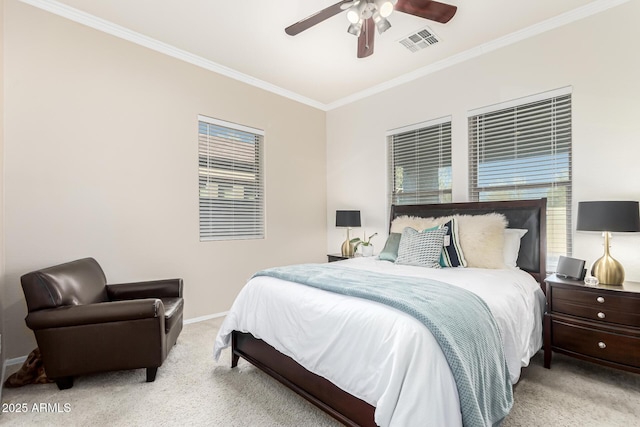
[
  {"x1": 327, "y1": 254, "x2": 351, "y2": 263},
  {"x1": 544, "y1": 274, "x2": 640, "y2": 374}
]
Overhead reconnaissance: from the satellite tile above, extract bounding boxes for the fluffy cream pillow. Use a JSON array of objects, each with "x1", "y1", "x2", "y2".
[{"x1": 454, "y1": 213, "x2": 507, "y2": 269}]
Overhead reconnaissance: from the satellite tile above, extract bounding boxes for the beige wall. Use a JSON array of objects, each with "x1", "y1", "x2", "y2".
[
  {"x1": 3, "y1": 0, "x2": 326, "y2": 358},
  {"x1": 327, "y1": 1, "x2": 640, "y2": 278}
]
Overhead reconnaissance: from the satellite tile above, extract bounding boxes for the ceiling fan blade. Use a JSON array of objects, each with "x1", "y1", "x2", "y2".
[
  {"x1": 395, "y1": 0, "x2": 457, "y2": 23},
  {"x1": 357, "y1": 18, "x2": 375, "y2": 58},
  {"x1": 285, "y1": 0, "x2": 353, "y2": 36}
]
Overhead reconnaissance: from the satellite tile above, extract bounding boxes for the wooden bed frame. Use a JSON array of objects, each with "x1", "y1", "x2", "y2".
[{"x1": 231, "y1": 199, "x2": 547, "y2": 426}]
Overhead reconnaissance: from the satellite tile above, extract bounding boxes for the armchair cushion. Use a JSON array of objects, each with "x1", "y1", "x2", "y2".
[
  {"x1": 106, "y1": 278, "x2": 183, "y2": 301},
  {"x1": 25, "y1": 299, "x2": 164, "y2": 330}
]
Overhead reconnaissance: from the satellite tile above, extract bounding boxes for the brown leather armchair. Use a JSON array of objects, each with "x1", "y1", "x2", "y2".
[{"x1": 21, "y1": 257, "x2": 183, "y2": 390}]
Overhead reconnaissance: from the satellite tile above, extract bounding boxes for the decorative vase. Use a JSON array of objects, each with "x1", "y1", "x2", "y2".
[{"x1": 360, "y1": 245, "x2": 374, "y2": 257}]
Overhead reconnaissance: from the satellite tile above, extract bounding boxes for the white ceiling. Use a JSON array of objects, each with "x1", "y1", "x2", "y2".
[{"x1": 23, "y1": 0, "x2": 625, "y2": 109}]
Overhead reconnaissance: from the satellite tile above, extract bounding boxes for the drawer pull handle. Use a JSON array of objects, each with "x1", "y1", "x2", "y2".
[
  {"x1": 598, "y1": 341, "x2": 606, "y2": 349},
  {"x1": 596, "y1": 296, "x2": 605, "y2": 303},
  {"x1": 597, "y1": 312, "x2": 606, "y2": 319}
]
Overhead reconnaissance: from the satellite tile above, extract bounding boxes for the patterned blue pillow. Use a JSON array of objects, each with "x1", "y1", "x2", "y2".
[
  {"x1": 413, "y1": 221, "x2": 466, "y2": 268},
  {"x1": 439, "y1": 218, "x2": 467, "y2": 268},
  {"x1": 396, "y1": 227, "x2": 447, "y2": 268}
]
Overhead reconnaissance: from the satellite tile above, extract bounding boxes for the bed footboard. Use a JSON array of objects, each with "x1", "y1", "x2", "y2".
[{"x1": 231, "y1": 330, "x2": 376, "y2": 427}]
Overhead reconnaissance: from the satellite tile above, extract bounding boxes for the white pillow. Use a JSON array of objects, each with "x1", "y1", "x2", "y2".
[{"x1": 503, "y1": 228, "x2": 528, "y2": 268}]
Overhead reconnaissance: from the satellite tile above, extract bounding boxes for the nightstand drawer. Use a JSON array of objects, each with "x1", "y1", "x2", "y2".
[
  {"x1": 552, "y1": 320, "x2": 640, "y2": 367},
  {"x1": 552, "y1": 300, "x2": 640, "y2": 327},
  {"x1": 553, "y1": 287, "x2": 640, "y2": 312}
]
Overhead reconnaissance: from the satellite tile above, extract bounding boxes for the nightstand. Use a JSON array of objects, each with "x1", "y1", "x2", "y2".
[
  {"x1": 544, "y1": 274, "x2": 640, "y2": 374},
  {"x1": 327, "y1": 254, "x2": 351, "y2": 263}
]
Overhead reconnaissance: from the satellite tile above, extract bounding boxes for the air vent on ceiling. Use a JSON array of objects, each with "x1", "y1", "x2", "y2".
[{"x1": 398, "y1": 26, "x2": 440, "y2": 53}]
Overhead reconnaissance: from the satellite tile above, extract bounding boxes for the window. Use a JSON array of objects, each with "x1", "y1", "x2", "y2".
[
  {"x1": 198, "y1": 115, "x2": 264, "y2": 241},
  {"x1": 468, "y1": 88, "x2": 572, "y2": 268},
  {"x1": 388, "y1": 117, "x2": 452, "y2": 205}
]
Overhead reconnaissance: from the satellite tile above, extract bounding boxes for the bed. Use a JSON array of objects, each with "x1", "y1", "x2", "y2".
[{"x1": 214, "y1": 199, "x2": 547, "y2": 427}]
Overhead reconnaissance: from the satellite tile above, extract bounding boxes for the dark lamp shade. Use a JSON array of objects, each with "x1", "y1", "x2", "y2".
[
  {"x1": 576, "y1": 201, "x2": 640, "y2": 232},
  {"x1": 336, "y1": 210, "x2": 361, "y2": 228}
]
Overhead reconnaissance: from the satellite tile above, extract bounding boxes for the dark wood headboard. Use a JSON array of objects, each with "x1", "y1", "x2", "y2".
[{"x1": 390, "y1": 199, "x2": 547, "y2": 288}]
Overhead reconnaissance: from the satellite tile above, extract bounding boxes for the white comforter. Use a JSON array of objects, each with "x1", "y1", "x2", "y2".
[{"x1": 214, "y1": 258, "x2": 545, "y2": 427}]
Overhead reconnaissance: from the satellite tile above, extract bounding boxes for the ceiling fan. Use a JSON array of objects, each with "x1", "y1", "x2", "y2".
[{"x1": 285, "y1": 0, "x2": 457, "y2": 58}]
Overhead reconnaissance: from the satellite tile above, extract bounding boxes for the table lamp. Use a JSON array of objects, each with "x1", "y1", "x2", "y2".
[
  {"x1": 576, "y1": 201, "x2": 640, "y2": 285},
  {"x1": 336, "y1": 210, "x2": 361, "y2": 257}
]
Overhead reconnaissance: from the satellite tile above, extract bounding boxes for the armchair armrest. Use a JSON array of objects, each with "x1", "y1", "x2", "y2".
[
  {"x1": 106, "y1": 278, "x2": 183, "y2": 301},
  {"x1": 25, "y1": 299, "x2": 164, "y2": 330}
]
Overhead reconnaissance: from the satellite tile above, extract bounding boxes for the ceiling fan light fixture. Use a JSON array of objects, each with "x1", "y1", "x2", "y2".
[
  {"x1": 373, "y1": 12, "x2": 391, "y2": 34},
  {"x1": 346, "y1": 8, "x2": 359, "y2": 24},
  {"x1": 347, "y1": 1, "x2": 366, "y2": 24},
  {"x1": 347, "y1": 20, "x2": 363, "y2": 37},
  {"x1": 375, "y1": 0, "x2": 395, "y2": 18}
]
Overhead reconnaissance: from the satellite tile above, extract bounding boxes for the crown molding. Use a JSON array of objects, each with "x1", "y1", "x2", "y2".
[
  {"x1": 325, "y1": 0, "x2": 629, "y2": 110},
  {"x1": 19, "y1": 0, "x2": 629, "y2": 112},
  {"x1": 18, "y1": 0, "x2": 327, "y2": 111}
]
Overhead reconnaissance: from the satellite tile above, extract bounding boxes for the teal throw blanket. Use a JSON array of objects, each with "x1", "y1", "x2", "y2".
[{"x1": 254, "y1": 264, "x2": 513, "y2": 427}]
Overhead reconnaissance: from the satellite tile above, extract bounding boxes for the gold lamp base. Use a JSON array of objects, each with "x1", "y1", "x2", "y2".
[
  {"x1": 592, "y1": 232, "x2": 625, "y2": 285},
  {"x1": 341, "y1": 228, "x2": 354, "y2": 257}
]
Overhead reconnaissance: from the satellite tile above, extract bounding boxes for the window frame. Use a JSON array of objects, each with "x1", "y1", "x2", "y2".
[
  {"x1": 387, "y1": 116, "x2": 453, "y2": 207},
  {"x1": 198, "y1": 115, "x2": 265, "y2": 242},
  {"x1": 467, "y1": 87, "x2": 573, "y2": 269}
]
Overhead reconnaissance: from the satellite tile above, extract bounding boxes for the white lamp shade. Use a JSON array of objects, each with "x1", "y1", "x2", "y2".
[
  {"x1": 347, "y1": 1, "x2": 367, "y2": 24},
  {"x1": 376, "y1": 0, "x2": 394, "y2": 17},
  {"x1": 347, "y1": 21, "x2": 363, "y2": 36},
  {"x1": 375, "y1": 16, "x2": 391, "y2": 34},
  {"x1": 347, "y1": 7, "x2": 360, "y2": 24}
]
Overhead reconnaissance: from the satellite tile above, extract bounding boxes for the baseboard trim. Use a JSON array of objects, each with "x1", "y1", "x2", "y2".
[
  {"x1": 184, "y1": 311, "x2": 228, "y2": 325},
  {"x1": 1, "y1": 358, "x2": 5, "y2": 390},
  {"x1": 5, "y1": 355, "x2": 28, "y2": 367},
  {"x1": 3, "y1": 354, "x2": 28, "y2": 383}
]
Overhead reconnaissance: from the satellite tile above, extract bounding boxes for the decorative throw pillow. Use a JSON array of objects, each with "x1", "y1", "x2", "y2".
[
  {"x1": 503, "y1": 228, "x2": 528, "y2": 268},
  {"x1": 378, "y1": 233, "x2": 402, "y2": 262},
  {"x1": 439, "y1": 218, "x2": 467, "y2": 268},
  {"x1": 454, "y1": 213, "x2": 508, "y2": 269},
  {"x1": 396, "y1": 227, "x2": 447, "y2": 268}
]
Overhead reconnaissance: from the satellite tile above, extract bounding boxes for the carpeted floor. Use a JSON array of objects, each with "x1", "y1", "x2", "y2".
[{"x1": 1, "y1": 317, "x2": 638, "y2": 426}]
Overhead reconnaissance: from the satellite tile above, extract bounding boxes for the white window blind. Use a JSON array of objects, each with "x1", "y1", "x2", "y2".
[
  {"x1": 198, "y1": 115, "x2": 264, "y2": 241},
  {"x1": 388, "y1": 118, "x2": 452, "y2": 205},
  {"x1": 468, "y1": 90, "x2": 572, "y2": 268}
]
